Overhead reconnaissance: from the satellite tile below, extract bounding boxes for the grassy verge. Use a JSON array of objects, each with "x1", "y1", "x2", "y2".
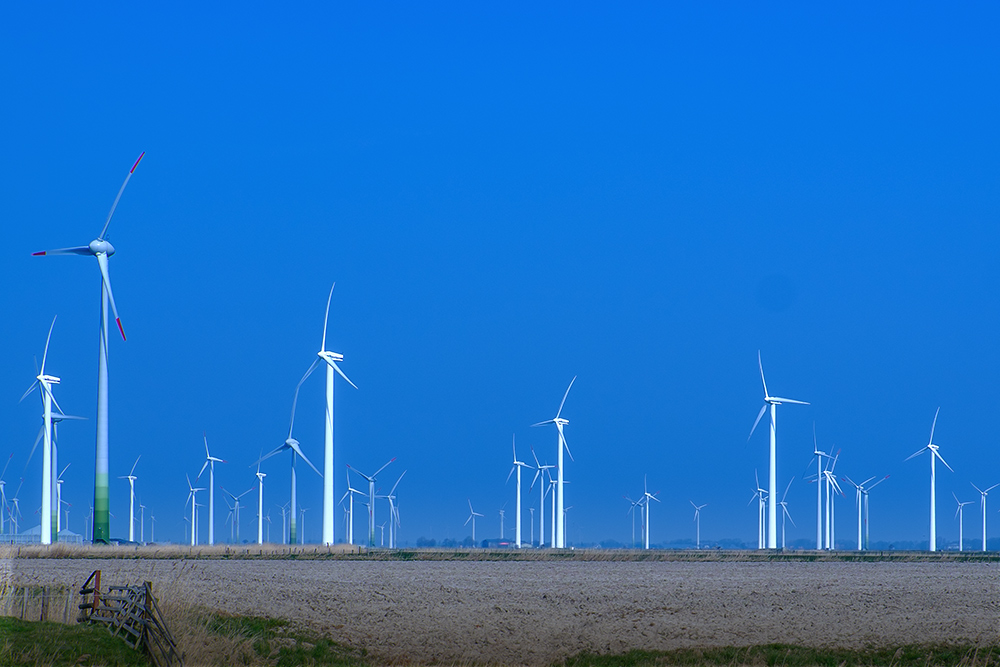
[{"x1": 0, "y1": 617, "x2": 149, "y2": 666}]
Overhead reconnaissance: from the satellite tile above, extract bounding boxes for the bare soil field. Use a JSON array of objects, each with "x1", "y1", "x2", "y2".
[{"x1": 8, "y1": 555, "x2": 1000, "y2": 665}]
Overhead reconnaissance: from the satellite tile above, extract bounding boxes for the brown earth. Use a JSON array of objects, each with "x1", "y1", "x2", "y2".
[{"x1": 8, "y1": 557, "x2": 1000, "y2": 665}]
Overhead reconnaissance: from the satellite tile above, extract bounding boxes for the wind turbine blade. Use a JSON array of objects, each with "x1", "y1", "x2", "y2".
[
  {"x1": 389, "y1": 471, "x2": 406, "y2": 496},
  {"x1": 288, "y1": 442, "x2": 322, "y2": 477},
  {"x1": 99, "y1": 152, "x2": 145, "y2": 240},
  {"x1": 196, "y1": 460, "x2": 209, "y2": 480},
  {"x1": 32, "y1": 246, "x2": 92, "y2": 257},
  {"x1": 748, "y1": 404, "x2": 767, "y2": 441},
  {"x1": 555, "y1": 376, "x2": 577, "y2": 420},
  {"x1": 905, "y1": 447, "x2": 928, "y2": 462},
  {"x1": 321, "y1": 283, "x2": 335, "y2": 352},
  {"x1": 95, "y1": 252, "x2": 125, "y2": 341},
  {"x1": 255, "y1": 444, "x2": 287, "y2": 465},
  {"x1": 560, "y1": 430, "x2": 574, "y2": 462},
  {"x1": 373, "y1": 458, "x2": 396, "y2": 479},
  {"x1": 0, "y1": 453, "x2": 12, "y2": 481},
  {"x1": 506, "y1": 466, "x2": 516, "y2": 485},
  {"x1": 19, "y1": 380, "x2": 39, "y2": 404},
  {"x1": 529, "y1": 469, "x2": 541, "y2": 491},
  {"x1": 25, "y1": 426, "x2": 44, "y2": 469},
  {"x1": 129, "y1": 455, "x2": 141, "y2": 476},
  {"x1": 934, "y1": 449, "x2": 955, "y2": 473},
  {"x1": 781, "y1": 476, "x2": 795, "y2": 501},
  {"x1": 531, "y1": 419, "x2": 555, "y2": 428},
  {"x1": 531, "y1": 448, "x2": 542, "y2": 468},
  {"x1": 987, "y1": 484, "x2": 1000, "y2": 494},
  {"x1": 758, "y1": 350, "x2": 768, "y2": 397},
  {"x1": 329, "y1": 361, "x2": 358, "y2": 390},
  {"x1": 929, "y1": 407, "x2": 940, "y2": 445},
  {"x1": 40, "y1": 316, "x2": 57, "y2": 375}
]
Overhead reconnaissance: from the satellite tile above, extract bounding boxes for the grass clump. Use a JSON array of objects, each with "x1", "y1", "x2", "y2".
[
  {"x1": 202, "y1": 612, "x2": 368, "y2": 666},
  {"x1": 0, "y1": 616, "x2": 149, "y2": 666},
  {"x1": 561, "y1": 644, "x2": 1000, "y2": 667}
]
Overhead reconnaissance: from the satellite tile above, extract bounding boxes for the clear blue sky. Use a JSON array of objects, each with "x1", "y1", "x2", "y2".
[{"x1": 3, "y1": 3, "x2": 1000, "y2": 547}]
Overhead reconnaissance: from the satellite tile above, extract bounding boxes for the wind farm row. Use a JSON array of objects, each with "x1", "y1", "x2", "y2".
[{"x1": 3, "y1": 154, "x2": 995, "y2": 553}]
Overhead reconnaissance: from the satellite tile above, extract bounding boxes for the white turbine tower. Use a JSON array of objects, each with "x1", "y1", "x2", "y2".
[
  {"x1": 749, "y1": 471, "x2": 768, "y2": 549},
  {"x1": 531, "y1": 377, "x2": 576, "y2": 549},
  {"x1": 255, "y1": 455, "x2": 266, "y2": 544},
  {"x1": 691, "y1": 501, "x2": 707, "y2": 549},
  {"x1": 804, "y1": 426, "x2": 833, "y2": 549},
  {"x1": 222, "y1": 486, "x2": 254, "y2": 544},
  {"x1": 382, "y1": 470, "x2": 406, "y2": 548},
  {"x1": 749, "y1": 353, "x2": 809, "y2": 549},
  {"x1": 971, "y1": 482, "x2": 998, "y2": 552},
  {"x1": 347, "y1": 459, "x2": 394, "y2": 547},
  {"x1": 296, "y1": 284, "x2": 357, "y2": 547},
  {"x1": 20, "y1": 317, "x2": 64, "y2": 545},
  {"x1": 625, "y1": 496, "x2": 643, "y2": 549},
  {"x1": 185, "y1": 474, "x2": 204, "y2": 546},
  {"x1": 0, "y1": 454, "x2": 12, "y2": 535},
  {"x1": 641, "y1": 475, "x2": 660, "y2": 550},
  {"x1": 117, "y1": 456, "x2": 140, "y2": 542},
  {"x1": 821, "y1": 453, "x2": 843, "y2": 550},
  {"x1": 954, "y1": 492, "x2": 973, "y2": 552},
  {"x1": 905, "y1": 408, "x2": 953, "y2": 552},
  {"x1": 33, "y1": 153, "x2": 144, "y2": 544},
  {"x1": 197, "y1": 434, "x2": 226, "y2": 545},
  {"x1": 465, "y1": 500, "x2": 484, "y2": 545},
  {"x1": 339, "y1": 469, "x2": 365, "y2": 545},
  {"x1": 529, "y1": 449, "x2": 554, "y2": 547},
  {"x1": 843, "y1": 474, "x2": 889, "y2": 550},
  {"x1": 506, "y1": 435, "x2": 531, "y2": 548},
  {"x1": 777, "y1": 477, "x2": 794, "y2": 549}
]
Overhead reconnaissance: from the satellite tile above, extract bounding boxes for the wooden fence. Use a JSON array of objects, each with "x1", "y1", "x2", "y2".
[
  {"x1": 78, "y1": 570, "x2": 184, "y2": 667},
  {"x1": 0, "y1": 584, "x2": 74, "y2": 623}
]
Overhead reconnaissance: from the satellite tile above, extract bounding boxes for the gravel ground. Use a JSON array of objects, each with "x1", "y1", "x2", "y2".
[{"x1": 9, "y1": 557, "x2": 1000, "y2": 665}]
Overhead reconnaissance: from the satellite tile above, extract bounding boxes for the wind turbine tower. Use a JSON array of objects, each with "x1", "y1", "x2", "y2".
[
  {"x1": 197, "y1": 434, "x2": 226, "y2": 545},
  {"x1": 33, "y1": 153, "x2": 145, "y2": 543},
  {"x1": 905, "y1": 408, "x2": 953, "y2": 551},
  {"x1": 749, "y1": 353, "x2": 809, "y2": 549},
  {"x1": 507, "y1": 436, "x2": 531, "y2": 548},
  {"x1": 118, "y1": 456, "x2": 140, "y2": 542},
  {"x1": 971, "y1": 482, "x2": 998, "y2": 552},
  {"x1": 532, "y1": 377, "x2": 576, "y2": 548}
]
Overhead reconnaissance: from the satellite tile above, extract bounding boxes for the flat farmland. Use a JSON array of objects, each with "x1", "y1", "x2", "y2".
[{"x1": 8, "y1": 554, "x2": 1000, "y2": 665}]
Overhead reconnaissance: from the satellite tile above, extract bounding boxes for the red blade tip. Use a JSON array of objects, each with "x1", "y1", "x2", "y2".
[
  {"x1": 116, "y1": 318, "x2": 126, "y2": 341},
  {"x1": 32, "y1": 251, "x2": 45, "y2": 256},
  {"x1": 130, "y1": 152, "x2": 146, "y2": 174}
]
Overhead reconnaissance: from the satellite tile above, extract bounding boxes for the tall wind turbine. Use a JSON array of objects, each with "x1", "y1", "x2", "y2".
[
  {"x1": 296, "y1": 284, "x2": 357, "y2": 547},
  {"x1": 905, "y1": 408, "x2": 953, "y2": 552},
  {"x1": 197, "y1": 434, "x2": 226, "y2": 545},
  {"x1": 532, "y1": 377, "x2": 576, "y2": 549},
  {"x1": 347, "y1": 459, "x2": 394, "y2": 547},
  {"x1": 804, "y1": 425, "x2": 833, "y2": 549},
  {"x1": 339, "y1": 468, "x2": 365, "y2": 545},
  {"x1": 383, "y1": 470, "x2": 406, "y2": 548},
  {"x1": 529, "y1": 449, "x2": 554, "y2": 548},
  {"x1": 507, "y1": 436, "x2": 531, "y2": 548},
  {"x1": 642, "y1": 476, "x2": 660, "y2": 550},
  {"x1": 33, "y1": 153, "x2": 145, "y2": 543},
  {"x1": 749, "y1": 353, "x2": 809, "y2": 549},
  {"x1": 843, "y1": 474, "x2": 888, "y2": 550},
  {"x1": 821, "y1": 453, "x2": 843, "y2": 550},
  {"x1": 20, "y1": 317, "x2": 64, "y2": 544},
  {"x1": 185, "y1": 474, "x2": 204, "y2": 546},
  {"x1": 118, "y1": 456, "x2": 140, "y2": 542},
  {"x1": 0, "y1": 454, "x2": 12, "y2": 535},
  {"x1": 777, "y1": 477, "x2": 794, "y2": 549},
  {"x1": 256, "y1": 383, "x2": 321, "y2": 545},
  {"x1": 465, "y1": 499, "x2": 484, "y2": 545},
  {"x1": 255, "y1": 455, "x2": 266, "y2": 545},
  {"x1": 971, "y1": 482, "x2": 999, "y2": 552},
  {"x1": 691, "y1": 501, "x2": 707, "y2": 549},
  {"x1": 749, "y1": 471, "x2": 768, "y2": 549},
  {"x1": 954, "y1": 492, "x2": 973, "y2": 552}
]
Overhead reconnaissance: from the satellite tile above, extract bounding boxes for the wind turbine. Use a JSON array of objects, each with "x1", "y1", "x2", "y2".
[
  {"x1": 20, "y1": 317, "x2": 64, "y2": 544},
  {"x1": 465, "y1": 499, "x2": 484, "y2": 545},
  {"x1": 300, "y1": 507, "x2": 309, "y2": 544},
  {"x1": 383, "y1": 471, "x2": 406, "y2": 548},
  {"x1": 296, "y1": 283, "x2": 357, "y2": 547},
  {"x1": 748, "y1": 471, "x2": 768, "y2": 549},
  {"x1": 691, "y1": 501, "x2": 707, "y2": 549},
  {"x1": 803, "y1": 425, "x2": 833, "y2": 549},
  {"x1": 971, "y1": 482, "x2": 999, "y2": 552},
  {"x1": 9, "y1": 478, "x2": 25, "y2": 535},
  {"x1": 185, "y1": 474, "x2": 204, "y2": 546},
  {"x1": 529, "y1": 448, "x2": 554, "y2": 547},
  {"x1": 506, "y1": 436, "x2": 531, "y2": 548},
  {"x1": 33, "y1": 153, "x2": 145, "y2": 543},
  {"x1": 905, "y1": 408, "x2": 953, "y2": 551},
  {"x1": 256, "y1": 380, "x2": 322, "y2": 545},
  {"x1": 0, "y1": 454, "x2": 12, "y2": 535},
  {"x1": 777, "y1": 478, "x2": 795, "y2": 549},
  {"x1": 117, "y1": 456, "x2": 140, "y2": 542},
  {"x1": 347, "y1": 459, "x2": 395, "y2": 547},
  {"x1": 749, "y1": 353, "x2": 809, "y2": 549},
  {"x1": 642, "y1": 475, "x2": 660, "y2": 550},
  {"x1": 531, "y1": 376, "x2": 576, "y2": 548},
  {"x1": 339, "y1": 468, "x2": 365, "y2": 545},
  {"x1": 625, "y1": 495, "x2": 643, "y2": 549},
  {"x1": 222, "y1": 486, "x2": 254, "y2": 544},
  {"x1": 821, "y1": 453, "x2": 843, "y2": 550},
  {"x1": 197, "y1": 434, "x2": 226, "y2": 545},
  {"x1": 843, "y1": 474, "x2": 889, "y2": 550},
  {"x1": 138, "y1": 502, "x2": 145, "y2": 543},
  {"x1": 499, "y1": 504, "x2": 506, "y2": 541},
  {"x1": 954, "y1": 492, "x2": 973, "y2": 552},
  {"x1": 255, "y1": 455, "x2": 266, "y2": 544}
]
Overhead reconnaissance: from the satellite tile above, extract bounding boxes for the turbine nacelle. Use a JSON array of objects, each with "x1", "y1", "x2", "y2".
[
  {"x1": 319, "y1": 351, "x2": 344, "y2": 363},
  {"x1": 89, "y1": 239, "x2": 115, "y2": 256}
]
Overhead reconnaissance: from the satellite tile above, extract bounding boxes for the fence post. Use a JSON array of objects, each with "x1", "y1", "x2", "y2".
[{"x1": 40, "y1": 585, "x2": 49, "y2": 621}]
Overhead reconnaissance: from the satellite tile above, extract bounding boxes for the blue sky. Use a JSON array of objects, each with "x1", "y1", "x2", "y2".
[{"x1": 3, "y1": 3, "x2": 1000, "y2": 547}]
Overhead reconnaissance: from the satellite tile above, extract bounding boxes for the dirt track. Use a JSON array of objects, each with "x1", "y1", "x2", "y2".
[{"x1": 9, "y1": 557, "x2": 1000, "y2": 665}]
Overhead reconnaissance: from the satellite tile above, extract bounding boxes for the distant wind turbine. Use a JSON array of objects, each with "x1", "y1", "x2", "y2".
[
  {"x1": 843, "y1": 474, "x2": 889, "y2": 550},
  {"x1": 905, "y1": 408, "x2": 953, "y2": 551},
  {"x1": 507, "y1": 436, "x2": 532, "y2": 548},
  {"x1": 777, "y1": 478, "x2": 794, "y2": 550},
  {"x1": 532, "y1": 377, "x2": 576, "y2": 548},
  {"x1": 185, "y1": 474, "x2": 204, "y2": 546},
  {"x1": 642, "y1": 476, "x2": 660, "y2": 550},
  {"x1": 749, "y1": 353, "x2": 809, "y2": 549},
  {"x1": 971, "y1": 482, "x2": 999, "y2": 552},
  {"x1": 465, "y1": 499, "x2": 484, "y2": 545},
  {"x1": 117, "y1": 456, "x2": 140, "y2": 542},
  {"x1": 254, "y1": 454, "x2": 266, "y2": 544},
  {"x1": 197, "y1": 434, "x2": 226, "y2": 545},
  {"x1": 529, "y1": 449, "x2": 554, "y2": 548},
  {"x1": 33, "y1": 153, "x2": 145, "y2": 543},
  {"x1": 348, "y1": 459, "x2": 395, "y2": 547},
  {"x1": 954, "y1": 493, "x2": 973, "y2": 552},
  {"x1": 691, "y1": 501, "x2": 707, "y2": 549}
]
